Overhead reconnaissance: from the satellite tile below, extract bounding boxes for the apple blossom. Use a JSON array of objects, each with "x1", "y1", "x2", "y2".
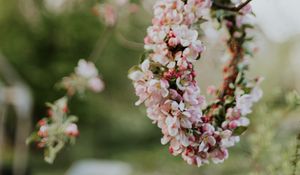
[{"x1": 129, "y1": 0, "x2": 262, "y2": 167}]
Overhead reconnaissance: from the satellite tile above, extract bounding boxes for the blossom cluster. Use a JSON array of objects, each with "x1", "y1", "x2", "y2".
[
  {"x1": 61, "y1": 59, "x2": 105, "y2": 95},
  {"x1": 28, "y1": 59, "x2": 104, "y2": 163},
  {"x1": 27, "y1": 97, "x2": 79, "y2": 163},
  {"x1": 129, "y1": 0, "x2": 263, "y2": 166}
]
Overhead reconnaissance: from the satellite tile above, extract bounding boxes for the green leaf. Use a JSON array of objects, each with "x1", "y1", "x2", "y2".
[
  {"x1": 235, "y1": 72, "x2": 244, "y2": 85},
  {"x1": 242, "y1": 24, "x2": 254, "y2": 29},
  {"x1": 66, "y1": 115, "x2": 78, "y2": 123},
  {"x1": 139, "y1": 52, "x2": 149, "y2": 64},
  {"x1": 232, "y1": 126, "x2": 248, "y2": 136},
  {"x1": 26, "y1": 132, "x2": 39, "y2": 145},
  {"x1": 225, "y1": 96, "x2": 234, "y2": 106}
]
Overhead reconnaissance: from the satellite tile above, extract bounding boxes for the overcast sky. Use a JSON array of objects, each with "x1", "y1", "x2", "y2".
[{"x1": 252, "y1": 0, "x2": 300, "y2": 42}]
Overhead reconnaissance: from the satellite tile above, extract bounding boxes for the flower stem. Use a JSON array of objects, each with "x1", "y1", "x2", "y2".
[{"x1": 89, "y1": 27, "x2": 114, "y2": 63}]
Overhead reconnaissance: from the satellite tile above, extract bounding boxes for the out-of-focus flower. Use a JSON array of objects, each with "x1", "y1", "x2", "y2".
[
  {"x1": 27, "y1": 97, "x2": 79, "y2": 164},
  {"x1": 94, "y1": 3, "x2": 118, "y2": 27},
  {"x1": 75, "y1": 59, "x2": 99, "y2": 79},
  {"x1": 93, "y1": 0, "x2": 139, "y2": 27},
  {"x1": 61, "y1": 59, "x2": 105, "y2": 95},
  {"x1": 207, "y1": 85, "x2": 217, "y2": 95},
  {"x1": 28, "y1": 57, "x2": 106, "y2": 164},
  {"x1": 88, "y1": 77, "x2": 105, "y2": 92}
]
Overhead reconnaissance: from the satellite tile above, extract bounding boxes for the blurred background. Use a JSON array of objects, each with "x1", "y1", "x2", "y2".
[{"x1": 0, "y1": 0, "x2": 299, "y2": 175}]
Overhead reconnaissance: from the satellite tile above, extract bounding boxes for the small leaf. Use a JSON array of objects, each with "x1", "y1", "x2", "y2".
[
  {"x1": 128, "y1": 65, "x2": 141, "y2": 75},
  {"x1": 66, "y1": 115, "x2": 78, "y2": 123},
  {"x1": 225, "y1": 96, "x2": 234, "y2": 106},
  {"x1": 232, "y1": 126, "x2": 248, "y2": 136},
  {"x1": 26, "y1": 132, "x2": 39, "y2": 145}
]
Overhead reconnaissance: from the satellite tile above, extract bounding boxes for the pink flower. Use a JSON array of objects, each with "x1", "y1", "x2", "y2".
[
  {"x1": 153, "y1": 0, "x2": 184, "y2": 25},
  {"x1": 211, "y1": 148, "x2": 229, "y2": 164},
  {"x1": 88, "y1": 77, "x2": 105, "y2": 92},
  {"x1": 183, "y1": 0, "x2": 211, "y2": 24},
  {"x1": 95, "y1": 3, "x2": 117, "y2": 27},
  {"x1": 133, "y1": 83, "x2": 149, "y2": 106},
  {"x1": 65, "y1": 123, "x2": 79, "y2": 137},
  {"x1": 183, "y1": 85, "x2": 203, "y2": 105},
  {"x1": 38, "y1": 125, "x2": 48, "y2": 137},
  {"x1": 222, "y1": 107, "x2": 250, "y2": 131},
  {"x1": 145, "y1": 26, "x2": 169, "y2": 44}
]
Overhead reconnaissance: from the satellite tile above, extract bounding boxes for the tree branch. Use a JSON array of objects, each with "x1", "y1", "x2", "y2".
[{"x1": 212, "y1": 0, "x2": 253, "y2": 12}]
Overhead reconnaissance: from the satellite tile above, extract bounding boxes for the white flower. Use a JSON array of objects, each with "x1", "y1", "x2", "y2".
[
  {"x1": 166, "y1": 115, "x2": 180, "y2": 136},
  {"x1": 128, "y1": 59, "x2": 153, "y2": 81},
  {"x1": 250, "y1": 86, "x2": 263, "y2": 102},
  {"x1": 236, "y1": 94, "x2": 254, "y2": 115},
  {"x1": 236, "y1": 84, "x2": 263, "y2": 115},
  {"x1": 146, "y1": 26, "x2": 169, "y2": 44},
  {"x1": 75, "y1": 59, "x2": 98, "y2": 79},
  {"x1": 172, "y1": 25, "x2": 198, "y2": 47},
  {"x1": 128, "y1": 70, "x2": 144, "y2": 81}
]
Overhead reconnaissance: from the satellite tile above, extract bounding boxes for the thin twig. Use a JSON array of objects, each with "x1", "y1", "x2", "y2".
[
  {"x1": 292, "y1": 132, "x2": 300, "y2": 175},
  {"x1": 89, "y1": 27, "x2": 114, "y2": 63},
  {"x1": 212, "y1": 0, "x2": 253, "y2": 12},
  {"x1": 115, "y1": 31, "x2": 144, "y2": 50},
  {"x1": 0, "y1": 105, "x2": 7, "y2": 174}
]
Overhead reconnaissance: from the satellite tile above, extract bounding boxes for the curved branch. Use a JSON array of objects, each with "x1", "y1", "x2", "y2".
[
  {"x1": 89, "y1": 27, "x2": 114, "y2": 62},
  {"x1": 212, "y1": 0, "x2": 253, "y2": 12},
  {"x1": 115, "y1": 32, "x2": 144, "y2": 50}
]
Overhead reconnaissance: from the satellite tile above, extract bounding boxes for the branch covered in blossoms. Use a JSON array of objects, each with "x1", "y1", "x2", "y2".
[
  {"x1": 129, "y1": 0, "x2": 262, "y2": 167},
  {"x1": 27, "y1": 59, "x2": 104, "y2": 163}
]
